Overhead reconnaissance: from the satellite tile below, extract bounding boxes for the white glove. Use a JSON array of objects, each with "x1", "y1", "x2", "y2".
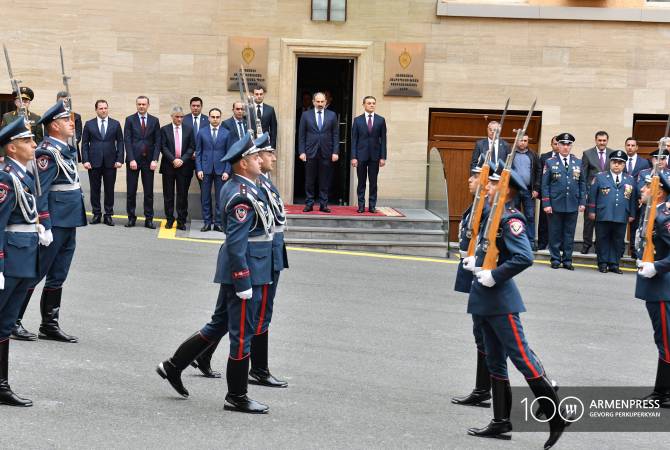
[
  {"x1": 38, "y1": 227, "x2": 53, "y2": 247},
  {"x1": 0, "y1": 273, "x2": 4, "y2": 290},
  {"x1": 459, "y1": 250, "x2": 468, "y2": 258},
  {"x1": 463, "y1": 256, "x2": 477, "y2": 272},
  {"x1": 636, "y1": 259, "x2": 643, "y2": 268},
  {"x1": 638, "y1": 262, "x2": 657, "y2": 279},
  {"x1": 476, "y1": 270, "x2": 496, "y2": 287},
  {"x1": 236, "y1": 288, "x2": 253, "y2": 300}
]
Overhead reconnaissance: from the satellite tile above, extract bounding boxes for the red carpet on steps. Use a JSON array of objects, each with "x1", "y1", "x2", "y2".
[{"x1": 285, "y1": 205, "x2": 404, "y2": 217}]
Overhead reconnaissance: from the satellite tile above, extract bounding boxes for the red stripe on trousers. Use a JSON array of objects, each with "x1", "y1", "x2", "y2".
[
  {"x1": 237, "y1": 298, "x2": 247, "y2": 360},
  {"x1": 256, "y1": 285, "x2": 268, "y2": 335},
  {"x1": 507, "y1": 314, "x2": 540, "y2": 379},
  {"x1": 661, "y1": 302, "x2": 670, "y2": 362}
]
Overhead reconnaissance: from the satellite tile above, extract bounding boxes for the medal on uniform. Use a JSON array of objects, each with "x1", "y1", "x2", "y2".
[
  {"x1": 600, "y1": 188, "x2": 610, "y2": 196},
  {"x1": 623, "y1": 184, "x2": 633, "y2": 199}
]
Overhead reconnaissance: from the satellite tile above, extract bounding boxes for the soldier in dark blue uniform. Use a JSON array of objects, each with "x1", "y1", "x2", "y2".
[
  {"x1": 467, "y1": 165, "x2": 570, "y2": 449},
  {"x1": 0, "y1": 119, "x2": 40, "y2": 407},
  {"x1": 11, "y1": 101, "x2": 86, "y2": 343},
  {"x1": 451, "y1": 158, "x2": 492, "y2": 407},
  {"x1": 636, "y1": 172, "x2": 670, "y2": 408},
  {"x1": 637, "y1": 147, "x2": 669, "y2": 194},
  {"x1": 250, "y1": 132, "x2": 289, "y2": 388},
  {"x1": 541, "y1": 133, "x2": 586, "y2": 270},
  {"x1": 157, "y1": 133, "x2": 273, "y2": 414},
  {"x1": 588, "y1": 150, "x2": 636, "y2": 273}
]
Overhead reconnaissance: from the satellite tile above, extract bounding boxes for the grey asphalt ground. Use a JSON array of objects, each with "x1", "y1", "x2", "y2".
[{"x1": 0, "y1": 222, "x2": 666, "y2": 449}]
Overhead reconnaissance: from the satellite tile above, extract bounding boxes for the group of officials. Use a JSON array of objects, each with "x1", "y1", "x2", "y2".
[{"x1": 471, "y1": 122, "x2": 669, "y2": 272}]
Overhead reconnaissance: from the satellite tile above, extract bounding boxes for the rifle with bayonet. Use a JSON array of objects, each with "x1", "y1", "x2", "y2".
[
  {"x1": 237, "y1": 65, "x2": 262, "y2": 138},
  {"x1": 3, "y1": 44, "x2": 42, "y2": 196},
  {"x1": 480, "y1": 99, "x2": 536, "y2": 270},
  {"x1": 466, "y1": 98, "x2": 510, "y2": 257},
  {"x1": 637, "y1": 137, "x2": 666, "y2": 263},
  {"x1": 59, "y1": 46, "x2": 78, "y2": 159}
]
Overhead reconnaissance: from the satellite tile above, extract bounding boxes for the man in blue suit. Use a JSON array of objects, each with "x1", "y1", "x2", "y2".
[
  {"x1": 351, "y1": 96, "x2": 387, "y2": 213},
  {"x1": 182, "y1": 97, "x2": 209, "y2": 187},
  {"x1": 123, "y1": 96, "x2": 161, "y2": 229},
  {"x1": 624, "y1": 137, "x2": 650, "y2": 256},
  {"x1": 222, "y1": 102, "x2": 247, "y2": 141},
  {"x1": 298, "y1": 92, "x2": 339, "y2": 212},
  {"x1": 470, "y1": 121, "x2": 510, "y2": 170},
  {"x1": 81, "y1": 100, "x2": 124, "y2": 226},
  {"x1": 196, "y1": 108, "x2": 231, "y2": 232}
]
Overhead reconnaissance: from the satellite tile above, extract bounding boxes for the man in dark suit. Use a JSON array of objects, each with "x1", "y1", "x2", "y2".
[
  {"x1": 56, "y1": 91, "x2": 82, "y2": 158},
  {"x1": 470, "y1": 121, "x2": 510, "y2": 170},
  {"x1": 222, "y1": 102, "x2": 247, "y2": 141},
  {"x1": 580, "y1": 130, "x2": 613, "y2": 253},
  {"x1": 298, "y1": 92, "x2": 340, "y2": 213},
  {"x1": 624, "y1": 137, "x2": 650, "y2": 255},
  {"x1": 537, "y1": 136, "x2": 558, "y2": 250},
  {"x1": 182, "y1": 97, "x2": 209, "y2": 187},
  {"x1": 253, "y1": 86, "x2": 278, "y2": 147},
  {"x1": 160, "y1": 106, "x2": 195, "y2": 230},
  {"x1": 196, "y1": 108, "x2": 231, "y2": 232},
  {"x1": 351, "y1": 95, "x2": 387, "y2": 213},
  {"x1": 81, "y1": 99, "x2": 124, "y2": 226},
  {"x1": 124, "y1": 95, "x2": 161, "y2": 229}
]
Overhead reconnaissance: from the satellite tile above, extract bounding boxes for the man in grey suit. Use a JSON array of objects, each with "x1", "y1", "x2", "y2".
[
  {"x1": 580, "y1": 130, "x2": 613, "y2": 253},
  {"x1": 253, "y1": 86, "x2": 278, "y2": 147},
  {"x1": 470, "y1": 121, "x2": 510, "y2": 169}
]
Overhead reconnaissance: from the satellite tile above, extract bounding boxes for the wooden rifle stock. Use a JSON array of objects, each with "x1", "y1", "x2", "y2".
[
  {"x1": 642, "y1": 175, "x2": 660, "y2": 263},
  {"x1": 482, "y1": 169, "x2": 510, "y2": 270},
  {"x1": 467, "y1": 163, "x2": 490, "y2": 256}
]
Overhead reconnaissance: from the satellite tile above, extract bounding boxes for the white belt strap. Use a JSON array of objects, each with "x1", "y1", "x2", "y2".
[
  {"x1": 6, "y1": 224, "x2": 38, "y2": 233},
  {"x1": 50, "y1": 182, "x2": 81, "y2": 192}
]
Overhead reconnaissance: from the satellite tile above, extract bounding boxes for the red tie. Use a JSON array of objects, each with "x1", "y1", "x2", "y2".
[
  {"x1": 174, "y1": 127, "x2": 181, "y2": 159},
  {"x1": 367, "y1": 115, "x2": 372, "y2": 132},
  {"x1": 141, "y1": 116, "x2": 146, "y2": 135}
]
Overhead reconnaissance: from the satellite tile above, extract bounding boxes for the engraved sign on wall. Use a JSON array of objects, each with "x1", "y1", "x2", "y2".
[
  {"x1": 384, "y1": 42, "x2": 424, "y2": 97},
  {"x1": 227, "y1": 37, "x2": 269, "y2": 91}
]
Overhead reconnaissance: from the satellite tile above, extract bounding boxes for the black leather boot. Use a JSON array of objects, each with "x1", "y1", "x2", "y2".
[
  {"x1": 190, "y1": 338, "x2": 222, "y2": 378},
  {"x1": 10, "y1": 289, "x2": 37, "y2": 341},
  {"x1": 452, "y1": 351, "x2": 491, "y2": 407},
  {"x1": 0, "y1": 340, "x2": 32, "y2": 407},
  {"x1": 527, "y1": 375, "x2": 571, "y2": 450},
  {"x1": 249, "y1": 332, "x2": 287, "y2": 388},
  {"x1": 156, "y1": 332, "x2": 212, "y2": 398},
  {"x1": 38, "y1": 288, "x2": 78, "y2": 343},
  {"x1": 467, "y1": 377, "x2": 512, "y2": 440},
  {"x1": 643, "y1": 359, "x2": 670, "y2": 408},
  {"x1": 224, "y1": 356, "x2": 269, "y2": 414}
]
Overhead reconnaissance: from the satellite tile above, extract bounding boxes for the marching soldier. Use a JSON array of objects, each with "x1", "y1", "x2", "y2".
[
  {"x1": 588, "y1": 150, "x2": 636, "y2": 273},
  {"x1": 466, "y1": 164, "x2": 571, "y2": 449},
  {"x1": 0, "y1": 119, "x2": 41, "y2": 406},
  {"x1": 635, "y1": 172, "x2": 670, "y2": 408},
  {"x1": 157, "y1": 133, "x2": 274, "y2": 414},
  {"x1": 0, "y1": 87, "x2": 43, "y2": 147},
  {"x1": 541, "y1": 133, "x2": 586, "y2": 270},
  {"x1": 11, "y1": 101, "x2": 86, "y2": 343},
  {"x1": 451, "y1": 158, "x2": 491, "y2": 408}
]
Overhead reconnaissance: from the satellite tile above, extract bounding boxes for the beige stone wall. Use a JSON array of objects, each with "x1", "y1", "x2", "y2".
[{"x1": 0, "y1": 1, "x2": 669, "y2": 206}]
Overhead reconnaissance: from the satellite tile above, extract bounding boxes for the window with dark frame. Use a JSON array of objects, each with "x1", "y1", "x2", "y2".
[{"x1": 311, "y1": 0, "x2": 347, "y2": 22}]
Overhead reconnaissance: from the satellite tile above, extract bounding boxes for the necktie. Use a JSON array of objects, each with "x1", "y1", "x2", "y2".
[
  {"x1": 615, "y1": 174, "x2": 620, "y2": 187},
  {"x1": 563, "y1": 157, "x2": 569, "y2": 172},
  {"x1": 627, "y1": 159, "x2": 633, "y2": 174},
  {"x1": 100, "y1": 119, "x2": 106, "y2": 138},
  {"x1": 237, "y1": 121, "x2": 244, "y2": 138},
  {"x1": 317, "y1": 111, "x2": 323, "y2": 130},
  {"x1": 174, "y1": 127, "x2": 181, "y2": 159},
  {"x1": 257, "y1": 105, "x2": 262, "y2": 120},
  {"x1": 194, "y1": 117, "x2": 198, "y2": 133},
  {"x1": 212, "y1": 127, "x2": 217, "y2": 141},
  {"x1": 141, "y1": 116, "x2": 146, "y2": 135},
  {"x1": 598, "y1": 151, "x2": 605, "y2": 170},
  {"x1": 367, "y1": 114, "x2": 373, "y2": 132}
]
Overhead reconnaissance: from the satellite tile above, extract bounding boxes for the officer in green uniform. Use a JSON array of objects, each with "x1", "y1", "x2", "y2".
[{"x1": 0, "y1": 87, "x2": 43, "y2": 147}]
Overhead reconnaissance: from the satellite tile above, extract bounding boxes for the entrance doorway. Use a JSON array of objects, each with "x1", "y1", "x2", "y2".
[{"x1": 293, "y1": 57, "x2": 354, "y2": 205}]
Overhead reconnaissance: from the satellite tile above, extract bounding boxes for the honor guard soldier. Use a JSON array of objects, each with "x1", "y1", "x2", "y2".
[
  {"x1": 451, "y1": 157, "x2": 491, "y2": 408},
  {"x1": 0, "y1": 87, "x2": 43, "y2": 148},
  {"x1": 0, "y1": 119, "x2": 42, "y2": 407},
  {"x1": 466, "y1": 164, "x2": 571, "y2": 449},
  {"x1": 637, "y1": 147, "x2": 669, "y2": 194},
  {"x1": 541, "y1": 132, "x2": 586, "y2": 270},
  {"x1": 587, "y1": 150, "x2": 636, "y2": 273},
  {"x1": 635, "y1": 172, "x2": 670, "y2": 408},
  {"x1": 11, "y1": 101, "x2": 86, "y2": 343},
  {"x1": 157, "y1": 133, "x2": 274, "y2": 414}
]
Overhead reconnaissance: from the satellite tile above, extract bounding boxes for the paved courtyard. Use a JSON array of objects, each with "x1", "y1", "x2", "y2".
[{"x1": 0, "y1": 221, "x2": 665, "y2": 449}]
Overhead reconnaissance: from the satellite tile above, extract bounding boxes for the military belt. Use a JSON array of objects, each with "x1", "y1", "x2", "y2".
[
  {"x1": 50, "y1": 182, "x2": 81, "y2": 191},
  {"x1": 6, "y1": 223, "x2": 38, "y2": 233}
]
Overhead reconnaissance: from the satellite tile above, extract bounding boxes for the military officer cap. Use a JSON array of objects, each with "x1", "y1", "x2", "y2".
[
  {"x1": 643, "y1": 172, "x2": 670, "y2": 193},
  {"x1": 37, "y1": 100, "x2": 71, "y2": 126},
  {"x1": 221, "y1": 132, "x2": 261, "y2": 164},
  {"x1": 0, "y1": 117, "x2": 34, "y2": 147},
  {"x1": 609, "y1": 149, "x2": 628, "y2": 162},
  {"x1": 13, "y1": 86, "x2": 34, "y2": 101},
  {"x1": 650, "y1": 148, "x2": 669, "y2": 159},
  {"x1": 253, "y1": 132, "x2": 274, "y2": 152},
  {"x1": 488, "y1": 161, "x2": 528, "y2": 194},
  {"x1": 556, "y1": 133, "x2": 575, "y2": 144},
  {"x1": 471, "y1": 154, "x2": 485, "y2": 174}
]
